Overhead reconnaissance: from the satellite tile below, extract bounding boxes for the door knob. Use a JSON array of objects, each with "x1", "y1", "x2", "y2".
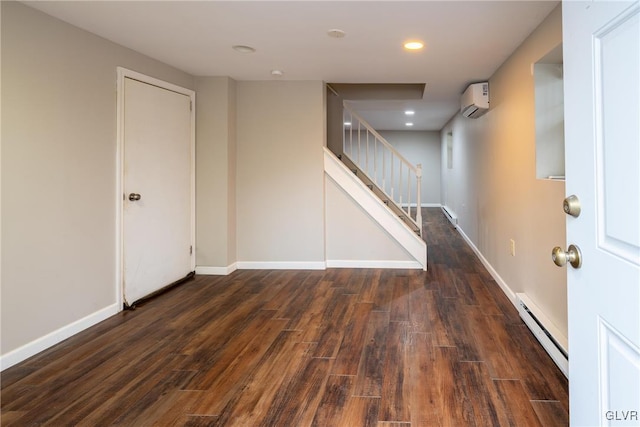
[
  {"x1": 552, "y1": 244, "x2": 582, "y2": 269},
  {"x1": 128, "y1": 193, "x2": 141, "y2": 201},
  {"x1": 563, "y1": 195, "x2": 581, "y2": 217}
]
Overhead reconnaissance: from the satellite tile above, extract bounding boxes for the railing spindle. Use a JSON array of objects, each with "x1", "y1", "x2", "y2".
[
  {"x1": 349, "y1": 111, "x2": 353, "y2": 157},
  {"x1": 357, "y1": 121, "x2": 361, "y2": 164},
  {"x1": 416, "y1": 164, "x2": 423, "y2": 229},
  {"x1": 407, "y1": 167, "x2": 411, "y2": 217},
  {"x1": 374, "y1": 138, "x2": 378, "y2": 184},
  {"x1": 382, "y1": 149, "x2": 386, "y2": 191},
  {"x1": 366, "y1": 130, "x2": 369, "y2": 176},
  {"x1": 391, "y1": 154, "x2": 395, "y2": 200},
  {"x1": 341, "y1": 102, "x2": 422, "y2": 236},
  {"x1": 398, "y1": 160, "x2": 402, "y2": 208}
]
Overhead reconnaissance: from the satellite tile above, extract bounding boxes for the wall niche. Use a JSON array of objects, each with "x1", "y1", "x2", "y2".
[{"x1": 534, "y1": 44, "x2": 565, "y2": 180}]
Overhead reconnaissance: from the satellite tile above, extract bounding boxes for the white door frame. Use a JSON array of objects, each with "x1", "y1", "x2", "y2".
[{"x1": 115, "y1": 67, "x2": 196, "y2": 309}]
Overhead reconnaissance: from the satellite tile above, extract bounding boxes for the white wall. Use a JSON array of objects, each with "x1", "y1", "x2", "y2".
[
  {"x1": 1, "y1": 2, "x2": 194, "y2": 359},
  {"x1": 236, "y1": 81, "x2": 326, "y2": 267},
  {"x1": 379, "y1": 130, "x2": 441, "y2": 206},
  {"x1": 195, "y1": 77, "x2": 237, "y2": 272},
  {"x1": 440, "y1": 5, "x2": 567, "y2": 338}
]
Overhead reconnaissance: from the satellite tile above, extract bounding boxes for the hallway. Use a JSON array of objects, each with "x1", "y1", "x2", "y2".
[{"x1": 1, "y1": 208, "x2": 568, "y2": 426}]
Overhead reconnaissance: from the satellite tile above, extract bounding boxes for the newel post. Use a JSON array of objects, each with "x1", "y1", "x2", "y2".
[{"x1": 416, "y1": 164, "x2": 423, "y2": 233}]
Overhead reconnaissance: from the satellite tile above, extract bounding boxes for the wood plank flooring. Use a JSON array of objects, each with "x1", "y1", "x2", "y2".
[{"x1": 1, "y1": 208, "x2": 568, "y2": 426}]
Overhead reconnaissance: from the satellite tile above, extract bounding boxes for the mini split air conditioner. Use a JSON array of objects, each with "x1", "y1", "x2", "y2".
[{"x1": 460, "y1": 82, "x2": 489, "y2": 118}]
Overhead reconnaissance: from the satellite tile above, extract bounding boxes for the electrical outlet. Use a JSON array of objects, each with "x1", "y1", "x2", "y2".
[{"x1": 510, "y1": 239, "x2": 516, "y2": 256}]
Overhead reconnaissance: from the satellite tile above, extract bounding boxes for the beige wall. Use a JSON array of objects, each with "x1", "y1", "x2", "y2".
[
  {"x1": 379, "y1": 130, "x2": 442, "y2": 206},
  {"x1": 236, "y1": 81, "x2": 326, "y2": 264},
  {"x1": 440, "y1": 5, "x2": 567, "y2": 337},
  {"x1": 326, "y1": 87, "x2": 344, "y2": 155},
  {"x1": 2, "y1": 0, "x2": 567, "y2": 364},
  {"x1": 1, "y1": 2, "x2": 194, "y2": 355},
  {"x1": 195, "y1": 77, "x2": 237, "y2": 269},
  {"x1": 325, "y1": 176, "x2": 415, "y2": 262}
]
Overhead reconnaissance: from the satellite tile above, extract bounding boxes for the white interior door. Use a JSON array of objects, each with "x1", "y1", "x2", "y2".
[
  {"x1": 563, "y1": 2, "x2": 640, "y2": 425},
  {"x1": 122, "y1": 76, "x2": 194, "y2": 305}
]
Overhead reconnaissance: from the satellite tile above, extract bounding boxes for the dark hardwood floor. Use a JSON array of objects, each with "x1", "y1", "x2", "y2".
[{"x1": 1, "y1": 208, "x2": 568, "y2": 426}]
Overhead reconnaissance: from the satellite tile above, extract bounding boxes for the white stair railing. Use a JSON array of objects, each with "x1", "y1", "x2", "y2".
[{"x1": 343, "y1": 103, "x2": 423, "y2": 234}]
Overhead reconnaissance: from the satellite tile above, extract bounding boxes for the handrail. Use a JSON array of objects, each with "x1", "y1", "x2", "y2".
[
  {"x1": 346, "y1": 107, "x2": 418, "y2": 172},
  {"x1": 342, "y1": 102, "x2": 423, "y2": 234}
]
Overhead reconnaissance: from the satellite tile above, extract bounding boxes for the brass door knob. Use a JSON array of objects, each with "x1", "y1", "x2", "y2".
[
  {"x1": 552, "y1": 244, "x2": 582, "y2": 269},
  {"x1": 563, "y1": 195, "x2": 581, "y2": 217}
]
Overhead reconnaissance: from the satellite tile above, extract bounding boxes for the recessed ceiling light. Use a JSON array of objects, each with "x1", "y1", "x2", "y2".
[
  {"x1": 327, "y1": 29, "x2": 346, "y2": 38},
  {"x1": 344, "y1": 121, "x2": 352, "y2": 126},
  {"x1": 404, "y1": 41, "x2": 424, "y2": 50},
  {"x1": 232, "y1": 45, "x2": 256, "y2": 53},
  {"x1": 271, "y1": 70, "x2": 284, "y2": 77},
  {"x1": 405, "y1": 110, "x2": 415, "y2": 115},
  {"x1": 405, "y1": 122, "x2": 414, "y2": 127}
]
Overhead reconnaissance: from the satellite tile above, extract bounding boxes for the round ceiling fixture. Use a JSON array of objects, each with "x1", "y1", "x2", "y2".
[
  {"x1": 232, "y1": 45, "x2": 256, "y2": 53},
  {"x1": 271, "y1": 70, "x2": 284, "y2": 77},
  {"x1": 327, "y1": 29, "x2": 346, "y2": 39},
  {"x1": 403, "y1": 41, "x2": 424, "y2": 50}
]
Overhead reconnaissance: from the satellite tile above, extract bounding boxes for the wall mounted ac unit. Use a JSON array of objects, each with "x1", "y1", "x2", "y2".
[{"x1": 460, "y1": 82, "x2": 489, "y2": 118}]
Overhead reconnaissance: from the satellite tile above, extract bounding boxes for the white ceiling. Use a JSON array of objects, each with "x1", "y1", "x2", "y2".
[{"x1": 25, "y1": 0, "x2": 559, "y2": 130}]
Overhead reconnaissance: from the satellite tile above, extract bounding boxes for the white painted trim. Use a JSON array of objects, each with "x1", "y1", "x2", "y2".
[
  {"x1": 198, "y1": 260, "x2": 424, "y2": 272},
  {"x1": 115, "y1": 69, "x2": 125, "y2": 310},
  {"x1": 456, "y1": 224, "x2": 569, "y2": 376},
  {"x1": 455, "y1": 225, "x2": 516, "y2": 304},
  {"x1": 0, "y1": 303, "x2": 119, "y2": 371},
  {"x1": 116, "y1": 67, "x2": 196, "y2": 308},
  {"x1": 400, "y1": 203, "x2": 441, "y2": 208},
  {"x1": 516, "y1": 293, "x2": 569, "y2": 377},
  {"x1": 517, "y1": 292, "x2": 568, "y2": 351},
  {"x1": 441, "y1": 205, "x2": 458, "y2": 225},
  {"x1": 324, "y1": 147, "x2": 427, "y2": 270},
  {"x1": 195, "y1": 264, "x2": 238, "y2": 275},
  {"x1": 236, "y1": 261, "x2": 327, "y2": 270},
  {"x1": 326, "y1": 260, "x2": 423, "y2": 269}
]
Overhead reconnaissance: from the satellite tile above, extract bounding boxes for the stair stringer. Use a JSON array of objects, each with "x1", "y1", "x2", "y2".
[
  {"x1": 340, "y1": 154, "x2": 422, "y2": 236},
  {"x1": 324, "y1": 147, "x2": 427, "y2": 270}
]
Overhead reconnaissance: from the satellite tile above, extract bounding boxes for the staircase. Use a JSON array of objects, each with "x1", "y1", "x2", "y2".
[
  {"x1": 341, "y1": 103, "x2": 423, "y2": 237},
  {"x1": 324, "y1": 148, "x2": 427, "y2": 270}
]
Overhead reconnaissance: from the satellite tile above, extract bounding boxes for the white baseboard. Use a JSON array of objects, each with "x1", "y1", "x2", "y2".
[
  {"x1": 236, "y1": 261, "x2": 327, "y2": 270},
  {"x1": 455, "y1": 225, "x2": 568, "y2": 376},
  {"x1": 326, "y1": 260, "x2": 423, "y2": 269},
  {"x1": 400, "y1": 203, "x2": 442, "y2": 208},
  {"x1": 441, "y1": 205, "x2": 458, "y2": 225},
  {"x1": 455, "y1": 226, "x2": 516, "y2": 305},
  {"x1": 0, "y1": 303, "x2": 120, "y2": 371},
  {"x1": 195, "y1": 263, "x2": 238, "y2": 275},
  {"x1": 516, "y1": 293, "x2": 569, "y2": 377},
  {"x1": 199, "y1": 260, "x2": 425, "y2": 272}
]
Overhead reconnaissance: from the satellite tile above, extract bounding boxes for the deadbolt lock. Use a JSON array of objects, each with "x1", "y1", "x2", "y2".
[
  {"x1": 552, "y1": 244, "x2": 582, "y2": 269},
  {"x1": 563, "y1": 195, "x2": 581, "y2": 218},
  {"x1": 128, "y1": 193, "x2": 141, "y2": 201}
]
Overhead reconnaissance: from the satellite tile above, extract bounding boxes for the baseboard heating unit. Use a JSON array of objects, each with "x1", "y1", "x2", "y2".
[
  {"x1": 441, "y1": 206, "x2": 458, "y2": 225},
  {"x1": 516, "y1": 293, "x2": 568, "y2": 377}
]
